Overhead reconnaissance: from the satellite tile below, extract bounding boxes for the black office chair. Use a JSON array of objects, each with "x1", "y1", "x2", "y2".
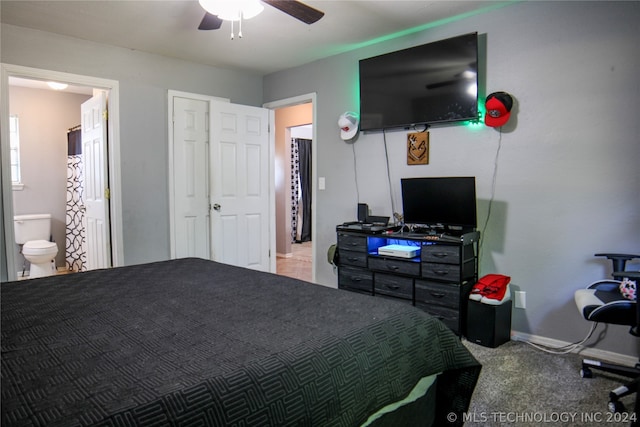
[{"x1": 575, "y1": 253, "x2": 640, "y2": 416}]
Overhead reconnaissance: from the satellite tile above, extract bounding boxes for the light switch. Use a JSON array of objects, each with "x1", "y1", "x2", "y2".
[{"x1": 318, "y1": 177, "x2": 326, "y2": 190}]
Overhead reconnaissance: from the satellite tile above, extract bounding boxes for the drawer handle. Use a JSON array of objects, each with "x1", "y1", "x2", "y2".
[
  {"x1": 386, "y1": 265, "x2": 400, "y2": 271},
  {"x1": 432, "y1": 252, "x2": 450, "y2": 258},
  {"x1": 432, "y1": 270, "x2": 449, "y2": 276},
  {"x1": 430, "y1": 292, "x2": 446, "y2": 298},
  {"x1": 349, "y1": 242, "x2": 360, "y2": 247},
  {"x1": 385, "y1": 285, "x2": 400, "y2": 290},
  {"x1": 347, "y1": 257, "x2": 359, "y2": 262},
  {"x1": 350, "y1": 277, "x2": 362, "y2": 282}
]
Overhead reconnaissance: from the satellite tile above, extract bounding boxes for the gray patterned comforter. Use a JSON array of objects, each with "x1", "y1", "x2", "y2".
[{"x1": 1, "y1": 258, "x2": 480, "y2": 426}]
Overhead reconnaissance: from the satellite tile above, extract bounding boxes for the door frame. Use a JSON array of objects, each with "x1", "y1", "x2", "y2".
[
  {"x1": 167, "y1": 90, "x2": 230, "y2": 260},
  {"x1": 0, "y1": 63, "x2": 124, "y2": 281},
  {"x1": 263, "y1": 93, "x2": 317, "y2": 283}
]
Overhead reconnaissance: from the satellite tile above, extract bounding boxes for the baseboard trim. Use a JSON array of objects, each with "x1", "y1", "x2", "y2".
[
  {"x1": 276, "y1": 252, "x2": 293, "y2": 259},
  {"x1": 511, "y1": 331, "x2": 638, "y2": 367}
]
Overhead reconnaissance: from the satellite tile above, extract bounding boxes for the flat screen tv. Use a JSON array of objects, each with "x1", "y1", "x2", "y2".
[
  {"x1": 401, "y1": 177, "x2": 477, "y2": 232},
  {"x1": 359, "y1": 32, "x2": 478, "y2": 131}
]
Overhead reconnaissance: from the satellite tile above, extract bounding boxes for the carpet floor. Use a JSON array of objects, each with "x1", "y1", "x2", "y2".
[{"x1": 463, "y1": 339, "x2": 636, "y2": 426}]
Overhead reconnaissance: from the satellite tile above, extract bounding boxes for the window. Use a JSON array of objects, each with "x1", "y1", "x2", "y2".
[{"x1": 9, "y1": 115, "x2": 22, "y2": 189}]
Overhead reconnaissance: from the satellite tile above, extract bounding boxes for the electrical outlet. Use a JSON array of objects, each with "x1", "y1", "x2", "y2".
[{"x1": 514, "y1": 291, "x2": 526, "y2": 309}]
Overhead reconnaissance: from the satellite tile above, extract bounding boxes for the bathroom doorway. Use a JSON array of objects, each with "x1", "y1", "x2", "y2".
[{"x1": 1, "y1": 65, "x2": 123, "y2": 281}]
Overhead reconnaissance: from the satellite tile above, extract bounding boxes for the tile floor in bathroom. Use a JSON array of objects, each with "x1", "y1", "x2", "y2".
[{"x1": 17, "y1": 266, "x2": 73, "y2": 280}]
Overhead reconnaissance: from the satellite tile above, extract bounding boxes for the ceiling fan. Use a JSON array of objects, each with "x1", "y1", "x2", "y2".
[{"x1": 198, "y1": 0, "x2": 325, "y2": 31}]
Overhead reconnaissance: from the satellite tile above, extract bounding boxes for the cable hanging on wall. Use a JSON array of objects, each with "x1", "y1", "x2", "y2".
[
  {"x1": 382, "y1": 129, "x2": 398, "y2": 222},
  {"x1": 479, "y1": 127, "x2": 503, "y2": 264}
]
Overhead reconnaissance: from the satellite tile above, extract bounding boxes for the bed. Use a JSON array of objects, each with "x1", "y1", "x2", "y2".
[{"x1": 1, "y1": 257, "x2": 480, "y2": 426}]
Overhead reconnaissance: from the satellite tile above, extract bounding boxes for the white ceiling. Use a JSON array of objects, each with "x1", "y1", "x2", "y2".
[{"x1": 1, "y1": 0, "x2": 504, "y2": 75}]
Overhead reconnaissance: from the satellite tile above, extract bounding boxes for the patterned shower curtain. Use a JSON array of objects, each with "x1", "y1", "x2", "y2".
[
  {"x1": 291, "y1": 138, "x2": 312, "y2": 243},
  {"x1": 66, "y1": 128, "x2": 86, "y2": 272},
  {"x1": 291, "y1": 138, "x2": 300, "y2": 243}
]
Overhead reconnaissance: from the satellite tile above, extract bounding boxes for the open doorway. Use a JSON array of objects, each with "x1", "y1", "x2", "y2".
[
  {"x1": 265, "y1": 95, "x2": 316, "y2": 283},
  {"x1": 1, "y1": 64, "x2": 123, "y2": 282},
  {"x1": 9, "y1": 77, "x2": 92, "y2": 277},
  {"x1": 278, "y1": 124, "x2": 312, "y2": 282}
]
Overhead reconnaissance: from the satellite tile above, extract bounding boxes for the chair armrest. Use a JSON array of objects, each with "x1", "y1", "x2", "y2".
[
  {"x1": 595, "y1": 253, "x2": 640, "y2": 272},
  {"x1": 614, "y1": 271, "x2": 640, "y2": 280},
  {"x1": 595, "y1": 253, "x2": 640, "y2": 260}
]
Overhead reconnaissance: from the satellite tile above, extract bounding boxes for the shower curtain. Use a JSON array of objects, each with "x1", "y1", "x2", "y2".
[
  {"x1": 291, "y1": 138, "x2": 312, "y2": 243},
  {"x1": 66, "y1": 127, "x2": 86, "y2": 272}
]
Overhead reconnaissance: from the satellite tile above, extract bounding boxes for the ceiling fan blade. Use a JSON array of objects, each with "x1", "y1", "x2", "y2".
[
  {"x1": 263, "y1": 0, "x2": 324, "y2": 24},
  {"x1": 198, "y1": 12, "x2": 223, "y2": 30}
]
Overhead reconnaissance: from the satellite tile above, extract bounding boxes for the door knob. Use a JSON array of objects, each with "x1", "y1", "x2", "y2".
[{"x1": 213, "y1": 203, "x2": 221, "y2": 211}]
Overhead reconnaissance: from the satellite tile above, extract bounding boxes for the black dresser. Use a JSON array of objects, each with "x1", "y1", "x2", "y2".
[{"x1": 336, "y1": 224, "x2": 479, "y2": 336}]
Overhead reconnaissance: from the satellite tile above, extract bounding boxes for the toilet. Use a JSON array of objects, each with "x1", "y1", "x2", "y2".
[{"x1": 14, "y1": 214, "x2": 59, "y2": 278}]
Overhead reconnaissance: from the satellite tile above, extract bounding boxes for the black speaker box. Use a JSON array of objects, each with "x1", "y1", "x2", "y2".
[
  {"x1": 466, "y1": 299, "x2": 512, "y2": 348},
  {"x1": 357, "y1": 203, "x2": 368, "y2": 222}
]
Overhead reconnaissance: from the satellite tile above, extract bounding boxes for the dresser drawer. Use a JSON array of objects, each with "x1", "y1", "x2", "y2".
[
  {"x1": 374, "y1": 273, "x2": 413, "y2": 300},
  {"x1": 421, "y1": 244, "x2": 460, "y2": 264},
  {"x1": 415, "y1": 280, "x2": 461, "y2": 309},
  {"x1": 339, "y1": 249, "x2": 368, "y2": 268},
  {"x1": 338, "y1": 266, "x2": 373, "y2": 294},
  {"x1": 421, "y1": 262, "x2": 462, "y2": 282},
  {"x1": 369, "y1": 257, "x2": 421, "y2": 277},
  {"x1": 337, "y1": 233, "x2": 368, "y2": 252},
  {"x1": 376, "y1": 294, "x2": 413, "y2": 306},
  {"x1": 417, "y1": 304, "x2": 460, "y2": 334}
]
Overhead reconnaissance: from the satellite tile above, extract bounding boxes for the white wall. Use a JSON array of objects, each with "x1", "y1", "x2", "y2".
[
  {"x1": 291, "y1": 125, "x2": 312, "y2": 140},
  {"x1": 264, "y1": 1, "x2": 640, "y2": 356}
]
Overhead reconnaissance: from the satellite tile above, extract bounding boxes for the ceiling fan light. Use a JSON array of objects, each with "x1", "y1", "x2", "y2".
[
  {"x1": 198, "y1": 0, "x2": 264, "y2": 21},
  {"x1": 238, "y1": 0, "x2": 264, "y2": 19}
]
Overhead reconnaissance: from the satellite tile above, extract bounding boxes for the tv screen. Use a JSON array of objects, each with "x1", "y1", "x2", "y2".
[
  {"x1": 359, "y1": 32, "x2": 478, "y2": 131},
  {"x1": 401, "y1": 177, "x2": 477, "y2": 231}
]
